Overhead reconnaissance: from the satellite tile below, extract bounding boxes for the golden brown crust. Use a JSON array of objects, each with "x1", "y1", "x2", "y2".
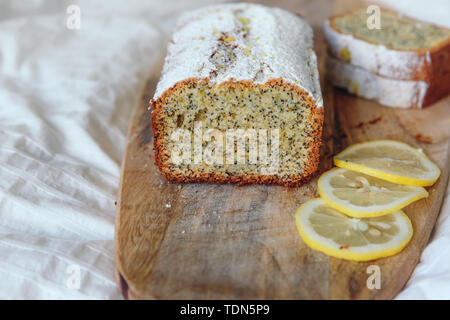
[
  {"x1": 328, "y1": 9, "x2": 450, "y2": 83},
  {"x1": 420, "y1": 71, "x2": 450, "y2": 108},
  {"x1": 151, "y1": 78, "x2": 323, "y2": 187}
]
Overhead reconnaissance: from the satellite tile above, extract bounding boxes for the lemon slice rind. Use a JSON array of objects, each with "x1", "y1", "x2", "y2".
[
  {"x1": 318, "y1": 168, "x2": 428, "y2": 218},
  {"x1": 295, "y1": 198, "x2": 413, "y2": 261},
  {"x1": 334, "y1": 140, "x2": 441, "y2": 187}
]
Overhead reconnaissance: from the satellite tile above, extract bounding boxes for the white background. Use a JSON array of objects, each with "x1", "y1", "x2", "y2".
[{"x1": 0, "y1": 0, "x2": 448, "y2": 299}]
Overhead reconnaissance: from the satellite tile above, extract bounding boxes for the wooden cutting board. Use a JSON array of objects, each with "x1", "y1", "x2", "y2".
[{"x1": 114, "y1": 0, "x2": 450, "y2": 299}]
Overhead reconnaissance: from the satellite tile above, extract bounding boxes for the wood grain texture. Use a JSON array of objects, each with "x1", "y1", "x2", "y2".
[{"x1": 114, "y1": 0, "x2": 450, "y2": 299}]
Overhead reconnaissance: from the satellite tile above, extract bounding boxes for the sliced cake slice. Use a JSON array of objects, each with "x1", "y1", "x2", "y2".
[
  {"x1": 151, "y1": 3, "x2": 324, "y2": 187},
  {"x1": 326, "y1": 55, "x2": 430, "y2": 108},
  {"x1": 324, "y1": 8, "x2": 450, "y2": 108},
  {"x1": 324, "y1": 9, "x2": 450, "y2": 82}
]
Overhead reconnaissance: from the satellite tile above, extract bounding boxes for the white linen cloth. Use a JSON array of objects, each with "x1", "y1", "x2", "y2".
[{"x1": 0, "y1": 0, "x2": 448, "y2": 299}]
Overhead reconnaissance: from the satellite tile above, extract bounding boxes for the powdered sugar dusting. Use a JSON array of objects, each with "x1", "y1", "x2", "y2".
[{"x1": 153, "y1": 3, "x2": 323, "y2": 107}]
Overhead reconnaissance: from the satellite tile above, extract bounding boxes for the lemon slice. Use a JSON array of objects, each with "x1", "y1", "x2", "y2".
[
  {"x1": 334, "y1": 140, "x2": 440, "y2": 186},
  {"x1": 295, "y1": 198, "x2": 413, "y2": 261},
  {"x1": 318, "y1": 168, "x2": 428, "y2": 218}
]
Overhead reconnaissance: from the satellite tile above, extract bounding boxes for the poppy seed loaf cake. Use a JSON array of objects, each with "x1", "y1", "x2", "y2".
[{"x1": 151, "y1": 3, "x2": 324, "y2": 187}]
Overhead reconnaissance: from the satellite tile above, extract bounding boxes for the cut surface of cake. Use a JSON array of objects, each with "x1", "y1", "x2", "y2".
[
  {"x1": 151, "y1": 3, "x2": 323, "y2": 187},
  {"x1": 333, "y1": 9, "x2": 450, "y2": 51}
]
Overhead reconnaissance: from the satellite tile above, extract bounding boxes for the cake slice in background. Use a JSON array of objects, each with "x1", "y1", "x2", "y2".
[
  {"x1": 326, "y1": 55, "x2": 431, "y2": 109},
  {"x1": 324, "y1": 8, "x2": 450, "y2": 108}
]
